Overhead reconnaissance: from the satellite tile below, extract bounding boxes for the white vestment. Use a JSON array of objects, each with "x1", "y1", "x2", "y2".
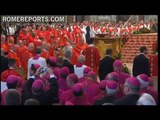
[
  {"x1": 1, "y1": 81, "x2": 7, "y2": 93},
  {"x1": 27, "y1": 57, "x2": 47, "y2": 79},
  {"x1": 74, "y1": 65, "x2": 87, "y2": 78}
]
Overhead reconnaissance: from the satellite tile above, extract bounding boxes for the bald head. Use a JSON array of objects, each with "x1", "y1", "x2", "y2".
[
  {"x1": 5, "y1": 89, "x2": 21, "y2": 105},
  {"x1": 78, "y1": 55, "x2": 85, "y2": 63},
  {"x1": 8, "y1": 36, "x2": 14, "y2": 44}
]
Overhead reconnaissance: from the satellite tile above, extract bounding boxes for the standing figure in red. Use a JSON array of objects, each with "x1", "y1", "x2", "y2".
[{"x1": 82, "y1": 38, "x2": 101, "y2": 74}]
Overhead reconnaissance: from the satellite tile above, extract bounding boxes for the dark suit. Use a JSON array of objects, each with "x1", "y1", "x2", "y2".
[
  {"x1": 132, "y1": 54, "x2": 150, "y2": 77},
  {"x1": 22, "y1": 78, "x2": 35, "y2": 104},
  {"x1": 94, "y1": 95, "x2": 116, "y2": 105},
  {"x1": 62, "y1": 59, "x2": 74, "y2": 73},
  {"x1": 31, "y1": 91, "x2": 48, "y2": 105},
  {"x1": 85, "y1": 26, "x2": 90, "y2": 44},
  {"x1": 98, "y1": 56, "x2": 115, "y2": 80},
  {"x1": 113, "y1": 93, "x2": 140, "y2": 105},
  {"x1": 0, "y1": 55, "x2": 9, "y2": 74},
  {"x1": 46, "y1": 77, "x2": 59, "y2": 104}
]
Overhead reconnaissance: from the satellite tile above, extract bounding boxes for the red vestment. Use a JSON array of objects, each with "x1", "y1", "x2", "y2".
[
  {"x1": 21, "y1": 49, "x2": 33, "y2": 73},
  {"x1": 74, "y1": 43, "x2": 88, "y2": 54},
  {"x1": 41, "y1": 49, "x2": 50, "y2": 59},
  {"x1": 149, "y1": 54, "x2": 158, "y2": 77},
  {"x1": 7, "y1": 50, "x2": 21, "y2": 67},
  {"x1": 1, "y1": 42, "x2": 10, "y2": 53},
  {"x1": 1, "y1": 69, "x2": 22, "y2": 82},
  {"x1": 70, "y1": 49, "x2": 79, "y2": 65},
  {"x1": 82, "y1": 45, "x2": 101, "y2": 73}
]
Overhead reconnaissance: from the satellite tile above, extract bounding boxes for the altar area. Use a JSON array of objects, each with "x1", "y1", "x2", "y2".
[{"x1": 93, "y1": 34, "x2": 125, "y2": 58}]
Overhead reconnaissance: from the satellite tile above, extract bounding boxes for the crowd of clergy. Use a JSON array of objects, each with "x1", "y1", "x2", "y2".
[{"x1": 1, "y1": 20, "x2": 158, "y2": 105}]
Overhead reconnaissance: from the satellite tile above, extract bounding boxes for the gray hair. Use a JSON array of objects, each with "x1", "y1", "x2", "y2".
[
  {"x1": 137, "y1": 93, "x2": 156, "y2": 105},
  {"x1": 64, "y1": 50, "x2": 72, "y2": 59},
  {"x1": 78, "y1": 55, "x2": 85, "y2": 63},
  {"x1": 63, "y1": 46, "x2": 72, "y2": 54},
  {"x1": 28, "y1": 42, "x2": 34, "y2": 48}
]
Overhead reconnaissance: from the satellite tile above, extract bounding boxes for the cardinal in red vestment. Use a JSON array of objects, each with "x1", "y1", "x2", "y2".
[{"x1": 82, "y1": 38, "x2": 101, "y2": 74}]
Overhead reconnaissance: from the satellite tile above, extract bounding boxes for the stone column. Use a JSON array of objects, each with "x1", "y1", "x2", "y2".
[{"x1": 65, "y1": 15, "x2": 68, "y2": 23}]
